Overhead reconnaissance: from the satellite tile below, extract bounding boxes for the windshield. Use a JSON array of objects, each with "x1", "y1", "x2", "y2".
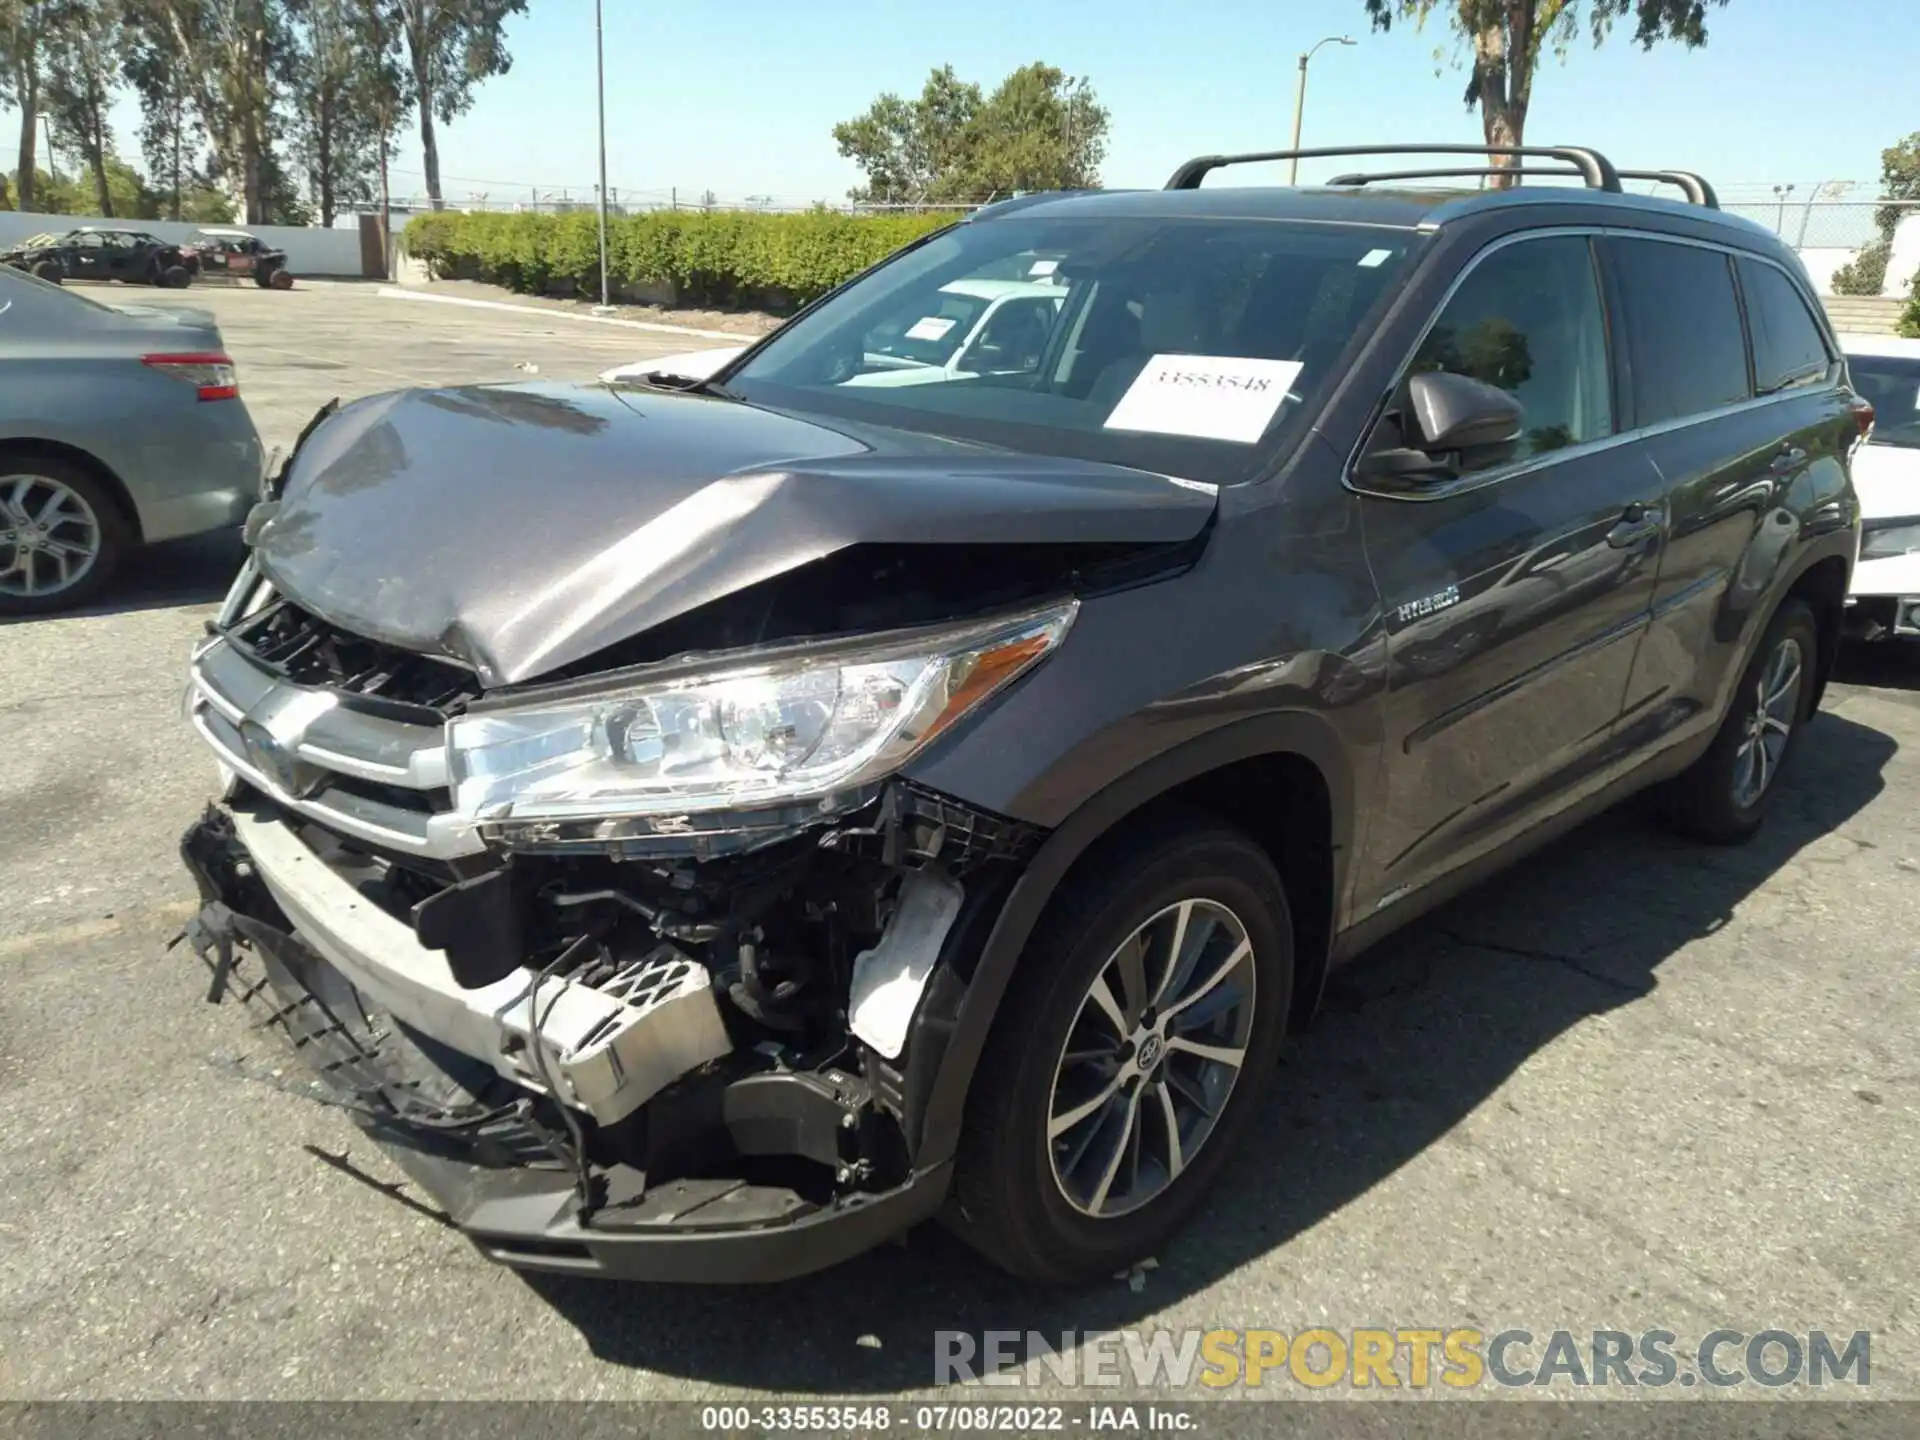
[
  {"x1": 728, "y1": 214, "x2": 1418, "y2": 485},
  {"x1": 1850, "y1": 354, "x2": 1920, "y2": 449}
]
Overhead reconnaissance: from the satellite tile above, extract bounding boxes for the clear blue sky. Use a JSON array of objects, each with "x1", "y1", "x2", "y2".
[{"x1": 7, "y1": 0, "x2": 1915, "y2": 211}]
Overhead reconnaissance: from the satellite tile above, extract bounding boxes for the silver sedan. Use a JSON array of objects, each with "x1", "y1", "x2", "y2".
[{"x1": 0, "y1": 264, "x2": 264, "y2": 614}]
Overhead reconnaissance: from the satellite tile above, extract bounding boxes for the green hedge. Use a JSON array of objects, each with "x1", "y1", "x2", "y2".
[
  {"x1": 403, "y1": 209, "x2": 954, "y2": 310},
  {"x1": 1900, "y1": 266, "x2": 1920, "y2": 338}
]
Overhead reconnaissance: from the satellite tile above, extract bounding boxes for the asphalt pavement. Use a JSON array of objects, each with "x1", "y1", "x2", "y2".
[{"x1": 1, "y1": 280, "x2": 1915, "y2": 1406}]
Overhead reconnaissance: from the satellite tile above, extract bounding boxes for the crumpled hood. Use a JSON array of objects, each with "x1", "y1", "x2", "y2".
[{"x1": 249, "y1": 382, "x2": 1217, "y2": 686}]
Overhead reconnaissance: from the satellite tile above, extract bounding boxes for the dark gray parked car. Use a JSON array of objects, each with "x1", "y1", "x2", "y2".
[
  {"x1": 1, "y1": 265, "x2": 263, "y2": 613},
  {"x1": 178, "y1": 145, "x2": 1865, "y2": 1286}
]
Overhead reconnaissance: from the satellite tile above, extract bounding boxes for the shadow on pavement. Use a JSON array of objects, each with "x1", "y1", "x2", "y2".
[
  {"x1": 0, "y1": 530, "x2": 245, "y2": 625},
  {"x1": 1833, "y1": 637, "x2": 1920, "y2": 694},
  {"x1": 523, "y1": 708, "x2": 1897, "y2": 1392}
]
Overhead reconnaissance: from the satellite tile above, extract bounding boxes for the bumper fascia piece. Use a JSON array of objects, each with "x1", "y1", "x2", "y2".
[
  {"x1": 178, "y1": 801, "x2": 956, "y2": 1282},
  {"x1": 382, "y1": 1141, "x2": 950, "y2": 1283}
]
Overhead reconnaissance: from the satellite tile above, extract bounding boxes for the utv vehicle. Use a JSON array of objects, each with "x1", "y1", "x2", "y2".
[
  {"x1": 2, "y1": 227, "x2": 193, "y2": 287},
  {"x1": 179, "y1": 144, "x2": 1865, "y2": 1285},
  {"x1": 182, "y1": 228, "x2": 295, "y2": 289}
]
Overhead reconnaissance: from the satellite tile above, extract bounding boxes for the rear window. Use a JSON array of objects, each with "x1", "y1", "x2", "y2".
[
  {"x1": 1608, "y1": 238, "x2": 1751, "y2": 427},
  {"x1": 1739, "y1": 258, "x2": 1832, "y2": 394},
  {"x1": 729, "y1": 215, "x2": 1419, "y2": 485},
  {"x1": 1849, "y1": 353, "x2": 1920, "y2": 449}
]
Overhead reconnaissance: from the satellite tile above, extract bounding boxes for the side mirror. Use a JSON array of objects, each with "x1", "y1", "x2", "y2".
[
  {"x1": 1356, "y1": 371, "x2": 1526, "y2": 487},
  {"x1": 1406, "y1": 370, "x2": 1525, "y2": 452}
]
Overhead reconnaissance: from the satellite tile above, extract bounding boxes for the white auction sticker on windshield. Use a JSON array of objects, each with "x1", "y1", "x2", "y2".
[
  {"x1": 904, "y1": 315, "x2": 957, "y2": 342},
  {"x1": 1103, "y1": 355, "x2": 1304, "y2": 443}
]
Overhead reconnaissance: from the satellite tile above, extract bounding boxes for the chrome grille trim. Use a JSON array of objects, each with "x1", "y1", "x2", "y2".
[{"x1": 188, "y1": 631, "x2": 482, "y2": 860}]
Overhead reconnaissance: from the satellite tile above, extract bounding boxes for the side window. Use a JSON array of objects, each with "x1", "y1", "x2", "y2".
[
  {"x1": 1739, "y1": 258, "x2": 1832, "y2": 394},
  {"x1": 1608, "y1": 238, "x2": 1750, "y2": 426},
  {"x1": 1409, "y1": 235, "x2": 1612, "y2": 466}
]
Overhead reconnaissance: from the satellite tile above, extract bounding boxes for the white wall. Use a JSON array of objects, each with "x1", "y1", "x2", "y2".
[
  {"x1": 1885, "y1": 214, "x2": 1920, "y2": 301},
  {"x1": 1798, "y1": 248, "x2": 1857, "y2": 298},
  {"x1": 0, "y1": 210, "x2": 369, "y2": 276}
]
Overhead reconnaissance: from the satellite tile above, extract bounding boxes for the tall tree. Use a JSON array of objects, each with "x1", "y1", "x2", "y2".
[
  {"x1": 121, "y1": 0, "x2": 292, "y2": 222},
  {"x1": 121, "y1": 12, "x2": 194, "y2": 217},
  {"x1": 3, "y1": 0, "x2": 64, "y2": 210},
  {"x1": 286, "y1": 0, "x2": 380, "y2": 223},
  {"x1": 1361, "y1": 1, "x2": 1730, "y2": 184},
  {"x1": 43, "y1": 0, "x2": 123, "y2": 216},
  {"x1": 396, "y1": 0, "x2": 523, "y2": 209},
  {"x1": 353, "y1": 0, "x2": 409, "y2": 266},
  {"x1": 833, "y1": 62, "x2": 1108, "y2": 205}
]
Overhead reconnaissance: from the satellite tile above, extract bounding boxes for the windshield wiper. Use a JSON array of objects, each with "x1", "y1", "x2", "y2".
[{"x1": 627, "y1": 370, "x2": 741, "y2": 400}]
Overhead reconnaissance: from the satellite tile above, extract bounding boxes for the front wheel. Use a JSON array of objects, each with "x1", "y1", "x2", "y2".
[
  {"x1": 1655, "y1": 598, "x2": 1819, "y2": 843},
  {"x1": 31, "y1": 260, "x2": 62, "y2": 284},
  {"x1": 947, "y1": 813, "x2": 1293, "y2": 1283},
  {"x1": 159, "y1": 264, "x2": 193, "y2": 289}
]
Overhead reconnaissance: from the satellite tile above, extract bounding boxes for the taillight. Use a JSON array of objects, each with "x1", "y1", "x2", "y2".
[
  {"x1": 1851, "y1": 395, "x2": 1876, "y2": 441},
  {"x1": 143, "y1": 352, "x2": 238, "y2": 401}
]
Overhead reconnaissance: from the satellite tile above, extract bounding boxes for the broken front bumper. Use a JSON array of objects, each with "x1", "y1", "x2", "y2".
[{"x1": 178, "y1": 802, "x2": 951, "y2": 1282}]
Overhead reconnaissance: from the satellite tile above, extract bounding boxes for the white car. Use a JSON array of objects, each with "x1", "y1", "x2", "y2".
[
  {"x1": 597, "y1": 278, "x2": 1066, "y2": 388},
  {"x1": 1840, "y1": 333, "x2": 1920, "y2": 639}
]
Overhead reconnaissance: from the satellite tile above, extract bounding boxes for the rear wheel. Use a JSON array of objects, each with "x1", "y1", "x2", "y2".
[
  {"x1": 1655, "y1": 598, "x2": 1818, "y2": 843},
  {"x1": 947, "y1": 813, "x2": 1293, "y2": 1283},
  {"x1": 0, "y1": 460, "x2": 131, "y2": 615}
]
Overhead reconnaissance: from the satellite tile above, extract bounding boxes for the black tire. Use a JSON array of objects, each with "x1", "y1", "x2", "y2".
[
  {"x1": 1655, "y1": 598, "x2": 1819, "y2": 844},
  {"x1": 946, "y1": 811, "x2": 1294, "y2": 1284},
  {"x1": 0, "y1": 456, "x2": 133, "y2": 616},
  {"x1": 160, "y1": 263, "x2": 193, "y2": 289},
  {"x1": 31, "y1": 260, "x2": 62, "y2": 284},
  {"x1": 265, "y1": 266, "x2": 294, "y2": 290}
]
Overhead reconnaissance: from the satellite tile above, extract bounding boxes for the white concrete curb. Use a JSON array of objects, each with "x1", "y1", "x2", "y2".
[{"x1": 375, "y1": 286, "x2": 753, "y2": 342}]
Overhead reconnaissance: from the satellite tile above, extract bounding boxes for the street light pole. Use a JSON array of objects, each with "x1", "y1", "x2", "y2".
[
  {"x1": 594, "y1": 0, "x2": 611, "y2": 309},
  {"x1": 1289, "y1": 36, "x2": 1356, "y2": 184}
]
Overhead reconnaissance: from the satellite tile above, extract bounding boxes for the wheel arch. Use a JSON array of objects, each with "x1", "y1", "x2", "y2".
[
  {"x1": 0, "y1": 437, "x2": 143, "y2": 543},
  {"x1": 1782, "y1": 552, "x2": 1849, "y2": 714},
  {"x1": 908, "y1": 712, "x2": 1355, "y2": 1173}
]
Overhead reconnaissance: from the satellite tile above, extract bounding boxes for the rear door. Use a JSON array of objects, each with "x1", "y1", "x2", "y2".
[
  {"x1": 1608, "y1": 236, "x2": 1855, "y2": 751},
  {"x1": 66, "y1": 233, "x2": 109, "y2": 281},
  {"x1": 1355, "y1": 232, "x2": 1667, "y2": 911}
]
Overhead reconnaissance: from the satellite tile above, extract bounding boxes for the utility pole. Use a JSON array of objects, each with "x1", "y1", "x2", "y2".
[
  {"x1": 1289, "y1": 36, "x2": 1356, "y2": 184},
  {"x1": 594, "y1": 0, "x2": 611, "y2": 309},
  {"x1": 1772, "y1": 183, "x2": 1796, "y2": 234}
]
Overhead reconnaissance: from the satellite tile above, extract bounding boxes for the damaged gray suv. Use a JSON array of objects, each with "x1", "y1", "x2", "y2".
[{"x1": 179, "y1": 145, "x2": 1866, "y2": 1285}]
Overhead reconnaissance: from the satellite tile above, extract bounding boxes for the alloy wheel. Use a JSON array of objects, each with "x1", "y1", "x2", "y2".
[
  {"x1": 0, "y1": 474, "x2": 102, "y2": 600},
  {"x1": 1046, "y1": 898, "x2": 1258, "y2": 1218},
  {"x1": 1732, "y1": 635, "x2": 1803, "y2": 808}
]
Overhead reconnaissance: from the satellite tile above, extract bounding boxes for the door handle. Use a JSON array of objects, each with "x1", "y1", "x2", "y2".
[
  {"x1": 1607, "y1": 502, "x2": 1664, "y2": 549},
  {"x1": 1770, "y1": 446, "x2": 1808, "y2": 475}
]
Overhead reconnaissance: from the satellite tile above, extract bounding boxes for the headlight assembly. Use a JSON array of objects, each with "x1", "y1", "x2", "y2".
[
  {"x1": 447, "y1": 600, "x2": 1077, "y2": 847},
  {"x1": 1861, "y1": 522, "x2": 1920, "y2": 562}
]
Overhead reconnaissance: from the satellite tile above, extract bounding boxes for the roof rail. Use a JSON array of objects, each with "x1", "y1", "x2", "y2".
[
  {"x1": 1325, "y1": 164, "x2": 1719, "y2": 209},
  {"x1": 1166, "y1": 144, "x2": 1622, "y2": 194},
  {"x1": 1615, "y1": 169, "x2": 1719, "y2": 209}
]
